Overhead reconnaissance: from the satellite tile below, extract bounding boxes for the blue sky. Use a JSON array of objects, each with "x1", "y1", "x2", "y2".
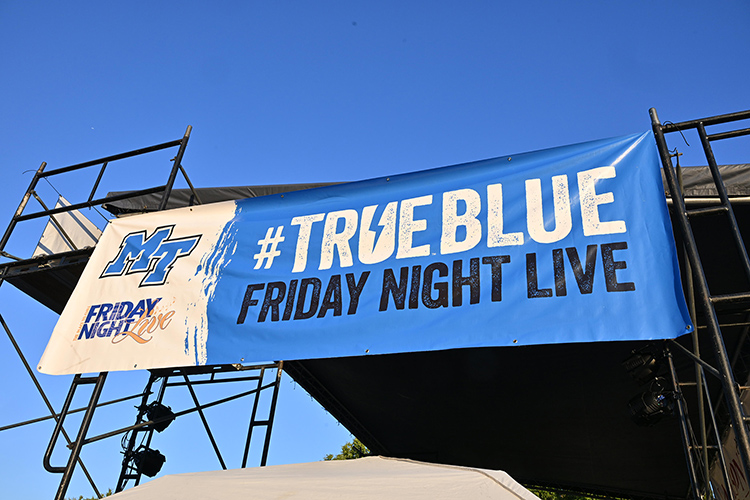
[{"x1": 0, "y1": 1, "x2": 748, "y2": 498}]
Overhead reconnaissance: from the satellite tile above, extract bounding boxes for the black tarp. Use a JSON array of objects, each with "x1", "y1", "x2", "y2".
[
  {"x1": 667, "y1": 164, "x2": 750, "y2": 197},
  {"x1": 101, "y1": 165, "x2": 750, "y2": 217},
  {"x1": 103, "y1": 183, "x2": 339, "y2": 215}
]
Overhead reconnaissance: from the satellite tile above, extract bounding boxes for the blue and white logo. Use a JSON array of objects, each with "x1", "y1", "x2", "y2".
[{"x1": 101, "y1": 225, "x2": 201, "y2": 286}]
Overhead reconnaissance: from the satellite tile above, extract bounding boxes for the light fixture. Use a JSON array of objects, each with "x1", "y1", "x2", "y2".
[
  {"x1": 133, "y1": 446, "x2": 166, "y2": 477},
  {"x1": 144, "y1": 401, "x2": 175, "y2": 432},
  {"x1": 622, "y1": 344, "x2": 662, "y2": 385},
  {"x1": 627, "y1": 377, "x2": 675, "y2": 426}
]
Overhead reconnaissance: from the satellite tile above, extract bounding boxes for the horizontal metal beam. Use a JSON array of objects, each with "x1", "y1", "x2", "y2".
[
  {"x1": 75, "y1": 381, "x2": 278, "y2": 448},
  {"x1": 164, "y1": 375, "x2": 262, "y2": 388},
  {"x1": 666, "y1": 197, "x2": 750, "y2": 206},
  {"x1": 150, "y1": 362, "x2": 279, "y2": 377},
  {"x1": 39, "y1": 139, "x2": 182, "y2": 178},
  {"x1": 708, "y1": 127, "x2": 750, "y2": 141},
  {"x1": 660, "y1": 110, "x2": 750, "y2": 133},
  {"x1": 687, "y1": 205, "x2": 728, "y2": 217},
  {"x1": 14, "y1": 186, "x2": 167, "y2": 222},
  {"x1": 711, "y1": 292, "x2": 750, "y2": 306},
  {"x1": 0, "y1": 392, "x2": 146, "y2": 432}
]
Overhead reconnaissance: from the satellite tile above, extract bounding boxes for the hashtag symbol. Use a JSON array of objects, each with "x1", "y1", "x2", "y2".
[{"x1": 254, "y1": 226, "x2": 285, "y2": 270}]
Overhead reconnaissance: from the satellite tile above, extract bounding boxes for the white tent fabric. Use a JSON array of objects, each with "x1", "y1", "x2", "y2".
[
  {"x1": 32, "y1": 195, "x2": 101, "y2": 257},
  {"x1": 111, "y1": 456, "x2": 540, "y2": 500}
]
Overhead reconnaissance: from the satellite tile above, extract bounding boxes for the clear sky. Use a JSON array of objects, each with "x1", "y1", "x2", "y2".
[{"x1": 0, "y1": 1, "x2": 748, "y2": 498}]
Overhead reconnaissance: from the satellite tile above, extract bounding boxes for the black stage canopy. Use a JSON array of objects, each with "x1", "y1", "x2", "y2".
[
  {"x1": 4, "y1": 166, "x2": 749, "y2": 498},
  {"x1": 102, "y1": 183, "x2": 340, "y2": 215},
  {"x1": 99, "y1": 165, "x2": 750, "y2": 216},
  {"x1": 286, "y1": 341, "x2": 692, "y2": 498},
  {"x1": 97, "y1": 165, "x2": 750, "y2": 498}
]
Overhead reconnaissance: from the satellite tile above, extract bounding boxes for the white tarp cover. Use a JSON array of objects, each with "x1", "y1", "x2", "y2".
[
  {"x1": 110, "y1": 456, "x2": 540, "y2": 500},
  {"x1": 33, "y1": 195, "x2": 102, "y2": 257}
]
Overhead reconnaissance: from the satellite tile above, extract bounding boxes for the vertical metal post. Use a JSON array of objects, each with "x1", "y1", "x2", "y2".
[
  {"x1": 87, "y1": 162, "x2": 108, "y2": 203},
  {"x1": 261, "y1": 361, "x2": 283, "y2": 467},
  {"x1": 677, "y1": 160, "x2": 711, "y2": 482},
  {"x1": 47, "y1": 373, "x2": 108, "y2": 500},
  {"x1": 651, "y1": 107, "x2": 750, "y2": 483},
  {"x1": 240, "y1": 362, "x2": 283, "y2": 468},
  {"x1": 666, "y1": 346, "x2": 702, "y2": 500},
  {"x1": 178, "y1": 165, "x2": 203, "y2": 205},
  {"x1": 241, "y1": 366, "x2": 265, "y2": 468},
  {"x1": 116, "y1": 372, "x2": 158, "y2": 493},
  {"x1": 697, "y1": 123, "x2": 750, "y2": 278},
  {"x1": 701, "y1": 368, "x2": 737, "y2": 500},
  {"x1": 134, "y1": 375, "x2": 170, "y2": 488},
  {"x1": 0, "y1": 162, "x2": 46, "y2": 252},
  {"x1": 158, "y1": 126, "x2": 192, "y2": 211}
]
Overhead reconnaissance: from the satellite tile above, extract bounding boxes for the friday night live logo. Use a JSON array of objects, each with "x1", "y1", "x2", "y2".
[
  {"x1": 74, "y1": 225, "x2": 200, "y2": 342},
  {"x1": 76, "y1": 298, "x2": 166, "y2": 342}
]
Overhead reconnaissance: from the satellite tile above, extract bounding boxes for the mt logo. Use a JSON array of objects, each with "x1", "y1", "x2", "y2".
[{"x1": 101, "y1": 225, "x2": 201, "y2": 286}]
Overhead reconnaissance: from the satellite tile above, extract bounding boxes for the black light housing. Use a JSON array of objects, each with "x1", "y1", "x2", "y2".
[
  {"x1": 133, "y1": 446, "x2": 166, "y2": 477},
  {"x1": 627, "y1": 377, "x2": 675, "y2": 426},
  {"x1": 622, "y1": 344, "x2": 663, "y2": 385},
  {"x1": 145, "y1": 402, "x2": 175, "y2": 433}
]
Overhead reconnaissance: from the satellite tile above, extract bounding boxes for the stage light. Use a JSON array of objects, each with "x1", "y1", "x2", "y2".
[
  {"x1": 627, "y1": 377, "x2": 675, "y2": 426},
  {"x1": 133, "y1": 446, "x2": 166, "y2": 477},
  {"x1": 145, "y1": 402, "x2": 175, "y2": 432},
  {"x1": 622, "y1": 344, "x2": 662, "y2": 385}
]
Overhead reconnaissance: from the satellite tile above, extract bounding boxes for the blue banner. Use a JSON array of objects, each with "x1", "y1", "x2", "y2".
[
  {"x1": 203, "y1": 131, "x2": 691, "y2": 364},
  {"x1": 40, "y1": 131, "x2": 692, "y2": 374}
]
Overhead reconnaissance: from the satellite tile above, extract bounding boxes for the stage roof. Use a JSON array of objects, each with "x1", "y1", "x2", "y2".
[
  {"x1": 99, "y1": 164, "x2": 750, "y2": 217},
  {"x1": 4, "y1": 165, "x2": 750, "y2": 498},
  {"x1": 102, "y1": 183, "x2": 340, "y2": 215},
  {"x1": 98, "y1": 166, "x2": 750, "y2": 497}
]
